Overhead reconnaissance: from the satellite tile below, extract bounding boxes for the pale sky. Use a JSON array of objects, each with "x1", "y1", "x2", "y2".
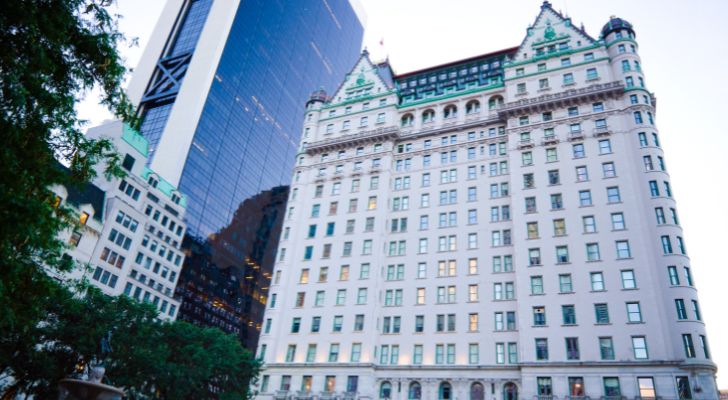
[{"x1": 80, "y1": 0, "x2": 728, "y2": 387}]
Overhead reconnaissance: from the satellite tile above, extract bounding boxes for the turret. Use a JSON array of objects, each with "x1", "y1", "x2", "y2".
[
  {"x1": 600, "y1": 16, "x2": 635, "y2": 40},
  {"x1": 305, "y1": 88, "x2": 328, "y2": 110}
]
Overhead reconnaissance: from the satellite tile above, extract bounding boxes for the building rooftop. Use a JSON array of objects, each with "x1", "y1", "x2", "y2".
[{"x1": 601, "y1": 16, "x2": 635, "y2": 39}]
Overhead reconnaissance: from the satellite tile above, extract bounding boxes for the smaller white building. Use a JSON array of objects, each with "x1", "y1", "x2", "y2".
[{"x1": 51, "y1": 121, "x2": 187, "y2": 320}]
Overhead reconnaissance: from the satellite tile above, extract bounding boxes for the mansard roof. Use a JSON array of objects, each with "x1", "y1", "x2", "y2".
[
  {"x1": 393, "y1": 47, "x2": 519, "y2": 80},
  {"x1": 326, "y1": 49, "x2": 396, "y2": 106},
  {"x1": 512, "y1": 0, "x2": 596, "y2": 63}
]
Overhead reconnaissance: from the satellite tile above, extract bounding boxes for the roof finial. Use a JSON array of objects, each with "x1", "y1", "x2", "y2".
[
  {"x1": 362, "y1": 47, "x2": 369, "y2": 56},
  {"x1": 541, "y1": 0, "x2": 552, "y2": 9}
]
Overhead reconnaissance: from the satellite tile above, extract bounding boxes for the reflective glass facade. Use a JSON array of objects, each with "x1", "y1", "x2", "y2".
[
  {"x1": 140, "y1": 0, "x2": 214, "y2": 163},
  {"x1": 179, "y1": 0, "x2": 362, "y2": 237},
  {"x1": 137, "y1": 0, "x2": 363, "y2": 349}
]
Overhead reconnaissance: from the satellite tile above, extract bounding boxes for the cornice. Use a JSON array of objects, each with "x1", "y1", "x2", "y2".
[
  {"x1": 304, "y1": 126, "x2": 399, "y2": 155},
  {"x1": 498, "y1": 81, "x2": 624, "y2": 118}
]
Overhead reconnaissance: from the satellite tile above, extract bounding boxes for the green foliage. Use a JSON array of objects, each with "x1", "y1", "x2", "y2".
[
  {"x1": 0, "y1": 0, "x2": 134, "y2": 384},
  {"x1": 0, "y1": 0, "x2": 134, "y2": 337},
  {"x1": 0, "y1": 0, "x2": 259, "y2": 398},
  {"x1": 3, "y1": 283, "x2": 259, "y2": 399}
]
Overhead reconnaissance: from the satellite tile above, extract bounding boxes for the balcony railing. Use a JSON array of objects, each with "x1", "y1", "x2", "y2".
[
  {"x1": 567, "y1": 130, "x2": 584, "y2": 141},
  {"x1": 499, "y1": 81, "x2": 625, "y2": 117},
  {"x1": 518, "y1": 138, "x2": 535, "y2": 149},
  {"x1": 542, "y1": 135, "x2": 560, "y2": 145},
  {"x1": 593, "y1": 125, "x2": 611, "y2": 137},
  {"x1": 304, "y1": 126, "x2": 399, "y2": 154}
]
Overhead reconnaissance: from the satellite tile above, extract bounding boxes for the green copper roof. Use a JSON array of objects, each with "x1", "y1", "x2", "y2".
[
  {"x1": 141, "y1": 166, "x2": 187, "y2": 208},
  {"x1": 121, "y1": 123, "x2": 149, "y2": 157}
]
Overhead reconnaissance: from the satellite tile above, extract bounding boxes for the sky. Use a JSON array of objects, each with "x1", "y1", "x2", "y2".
[{"x1": 80, "y1": 0, "x2": 728, "y2": 387}]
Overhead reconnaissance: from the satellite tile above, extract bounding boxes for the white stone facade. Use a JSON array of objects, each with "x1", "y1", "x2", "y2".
[
  {"x1": 255, "y1": 4, "x2": 717, "y2": 400},
  {"x1": 52, "y1": 121, "x2": 187, "y2": 320}
]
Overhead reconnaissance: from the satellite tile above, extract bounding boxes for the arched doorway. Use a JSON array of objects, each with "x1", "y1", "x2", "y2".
[
  {"x1": 439, "y1": 382, "x2": 452, "y2": 400},
  {"x1": 503, "y1": 382, "x2": 518, "y2": 400},
  {"x1": 408, "y1": 381, "x2": 422, "y2": 399},
  {"x1": 470, "y1": 382, "x2": 485, "y2": 400},
  {"x1": 380, "y1": 381, "x2": 392, "y2": 399}
]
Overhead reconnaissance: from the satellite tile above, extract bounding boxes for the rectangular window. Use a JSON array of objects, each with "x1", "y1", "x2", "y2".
[
  {"x1": 562, "y1": 305, "x2": 576, "y2": 325},
  {"x1": 595, "y1": 303, "x2": 610, "y2": 324},
  {"x1": 627, "y1": 302, "x2": 643, "y2": 322},
  {"x1": 637, "y1": 377, "x2": 656, "y2": 399},
  {"x1": 603, "y1": 377, "x2": 621, "y2": 398},
  {"x1": 566, "y1": 337, "x2": 580, "y2": 360},
  {"x1": 576, "y1": 166, "x2": 589, "y2": 182},
  {"x1": 676, "y1": 376, "x2": 692, "y2": 399},
  {"x1": 535, "y1": 338, "x2": 548, "y2": 360},
  {"x1": 559, "y1": 274, "x2": 573, "y2": 293},
  {"x1": 600, "y1": 337, "x2": 615, "y2": 360},
  {"x1": 533, "y1": 306, "x2": 546, "y2": 326},
  {"x1": 591, "y1": 272, "x2": 605, "y2": 291},
  {"x1": 616, "y1": 240, "x2": 631, "y2": 258},
  {"x1": 682, "y1": 334, "x2": 695, "y2": 358},
  {"x1": 633, "y1": 336, "x2": 649, "y2": 359},
  {"x1": 621, "y1": 270, "x2": 637, "y2": 289}
]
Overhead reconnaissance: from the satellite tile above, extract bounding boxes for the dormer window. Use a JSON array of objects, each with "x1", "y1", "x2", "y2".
[
  {"x1": 422, "y1": 109, "x2": 435, "y2": 123},
  {"x1": 443, "y1": 105, "x2": 457, "y2": 119},
  {"x1": 171, "y1": 194, "x2": 181, "y2": 205},
  {"x1": 465, "y1": 101, "x2": 480, "y2": 115},
  {"x1": 401, "y1": 114, "x2": 414, "y2": 127},
  {"x1": 148, "y1": 176, "x2": 159, "y2": 188}
]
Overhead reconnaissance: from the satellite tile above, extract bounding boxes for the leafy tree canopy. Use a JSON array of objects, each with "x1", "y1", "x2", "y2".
[{"x1": 0, "y1": 1, "x2": 259, "y2": 398}]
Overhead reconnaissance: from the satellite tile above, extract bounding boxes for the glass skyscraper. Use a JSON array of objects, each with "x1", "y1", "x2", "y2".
[{"x1": 128, "y1": 0, "x2": 364, "y2": 348}]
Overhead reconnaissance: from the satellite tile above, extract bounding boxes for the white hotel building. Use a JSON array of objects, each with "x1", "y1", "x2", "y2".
[
  {"x1": 256, "y1": 3, "x2": 717, "y2": 399},
  {"x1": 51, "y1": 121, "x2": 187, "y2": 320}
]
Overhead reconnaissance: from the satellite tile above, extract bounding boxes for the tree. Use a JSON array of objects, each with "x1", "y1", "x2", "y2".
[
  {"x1": 2, "y1": 282, "x2": 259, "y2": 399},
  {"x1": 1, "y1": 0, "x2": 134, "y2": 364},
  {"x1": 0, "y1": 0, "x2": 135, "y2": 392},
  {"x1": 0, "y1": 1, "x2": 260, "y2": 398}
]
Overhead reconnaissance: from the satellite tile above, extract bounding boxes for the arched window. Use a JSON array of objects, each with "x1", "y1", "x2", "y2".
[
  {"x1": 147, "y1": 173, "x2": 159, "y2": 188},
  {"x1": 409, "y1": 382, "x2": 422, "y2": 399},
  {"x1": 401, "y1": 113, "x2": 414, "y2": 127},
  {"x1": 466, "y1": 100, "x2": 481, "y2": 114},
  {"x1": 380, "y1": 381, "x2": 392, "y2": 399},
  {"x1": 422, "y1": 109, "x2": 435, "y2": 123},
  {"x1": 443, "y1": 104, "x2": 457, "y2": 119},
  {"x1": 439, "y1": 382, "x2": 452, "y2": 400},
  {"x1": 470, "y1": 382, "x2": 485, "y2": 400},
  {"x1": 488, "y1": 95, "x2": 504, "y2": 110},
  {"x1": 503, "y1": 382, "x2": 518, "y2": 400}
]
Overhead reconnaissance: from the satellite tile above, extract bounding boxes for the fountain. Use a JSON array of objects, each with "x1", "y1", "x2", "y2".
[{"x1": 57, "y1": 332, "x2": 125, "y2": 400}]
